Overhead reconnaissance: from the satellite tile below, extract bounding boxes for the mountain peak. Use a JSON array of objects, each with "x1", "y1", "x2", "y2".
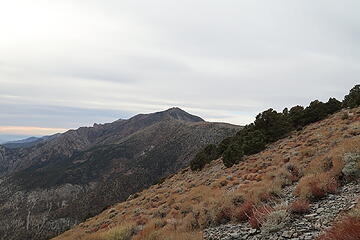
[
  {"x1": 129, "y1": 107, "x2": 204, "y2": 124},
  {"x1": 158, "y1": 107, "x2": 204, "y2": 122}
]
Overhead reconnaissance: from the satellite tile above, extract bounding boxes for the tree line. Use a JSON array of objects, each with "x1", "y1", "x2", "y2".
[{"x1": 190, "y1": 84, "x2": 360, "y2": 170}]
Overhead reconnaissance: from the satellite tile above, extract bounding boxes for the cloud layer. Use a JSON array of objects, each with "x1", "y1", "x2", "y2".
[{"x1": 0, "y1": 0, "x2": 359, "y2": 135}]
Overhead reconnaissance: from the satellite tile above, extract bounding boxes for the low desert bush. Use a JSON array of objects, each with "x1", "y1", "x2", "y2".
[
  {"x1": 196, "y1": 206, "x2": 213, "y2": 229},
  {"x1": 285, "y1": 163, "x2": 301, "y2": 181},
  {"x1": 260, "y1": 208, "x2": 290, "y2": 233},
  {"x1": 133, "y1": 222, "x2": 159, "y2": 240},
  {"x1": 214, "y1": 206, "x2": 232, "y2": 225},
  {"x1": 294, "y1": 172, "x2": 339, "y2": 201},
  {"x1": 100, "y1": 223, "x2": 136, "y2": 240},
  {"x1": 232, "y1": 201, "x2": 254, "y2": 222},
  {"x1": 342, "y1": 152, "x2": 360, "y2": 179},
  {"x1": 289, "y1": 199, "x2": 310, "y2": 215},
  {"x1": 317, "y1": 216, "x2": 360, "y2": 240},
  {"x1": 341, "y1": 112, "x2": 350, "y2": 120},
  {"x1": 181, "y1": 214, "x2": 199, "y2": 231},
  {"x1": 249, "y1": 205, "x2": 274, "y2": 229}
]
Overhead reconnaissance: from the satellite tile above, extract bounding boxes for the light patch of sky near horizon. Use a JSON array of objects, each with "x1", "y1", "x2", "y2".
[
  {"x1": 0, "y1": 126, "x2": 67, "y2": 136},
  {"x1": 0, "y1": 0, "x2": 359, "y2": 136}
]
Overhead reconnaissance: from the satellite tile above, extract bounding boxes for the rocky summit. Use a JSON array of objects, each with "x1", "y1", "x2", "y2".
[{"x1": 0, "y1": 108, "x2": 239, "y2": 240}]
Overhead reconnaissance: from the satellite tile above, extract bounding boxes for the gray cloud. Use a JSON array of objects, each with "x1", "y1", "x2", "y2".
[{"x1": 0, "y1": 0, "x2": 359, "y2": 135}]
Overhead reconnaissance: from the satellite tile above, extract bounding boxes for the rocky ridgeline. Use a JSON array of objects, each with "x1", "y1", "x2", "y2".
[{"x1": 204, "y1": 180, "x2": 359, "y2": 240}]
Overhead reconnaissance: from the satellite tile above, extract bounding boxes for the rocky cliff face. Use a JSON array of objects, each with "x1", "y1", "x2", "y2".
[{"x1": 0, "y1": 108, "x2": 240, "y2": 240}]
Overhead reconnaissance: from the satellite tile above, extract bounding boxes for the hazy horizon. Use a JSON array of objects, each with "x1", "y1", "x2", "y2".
[{"x1": 1, "y1": 0, "x2": 359, "y2": 136}]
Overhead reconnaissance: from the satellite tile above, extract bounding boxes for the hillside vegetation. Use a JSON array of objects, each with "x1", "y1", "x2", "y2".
[
  {"x1": 191, "y1": 85, "x2": 360, "y2": 171},
  {"x1": 53, "y1": 85, "x2": 360, "y2": 240}
]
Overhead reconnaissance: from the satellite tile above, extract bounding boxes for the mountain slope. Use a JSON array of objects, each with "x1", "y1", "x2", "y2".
[
  {"x1": 0, "y1": 108, "x2": 203, "y2": 177},
  {"x1": 0, "y1": 108, "x2": 240, "y2": 240},
  {"x1": 52, "y1": 108, "x2": 360, "y2": 240}
]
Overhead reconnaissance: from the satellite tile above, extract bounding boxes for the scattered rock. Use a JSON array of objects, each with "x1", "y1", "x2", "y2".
[{"x1": 204, "y1": 180, "x2": 359, "y2": 240}]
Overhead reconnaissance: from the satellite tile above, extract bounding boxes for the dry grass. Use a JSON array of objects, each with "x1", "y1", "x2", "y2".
[
  {"x1": 232, "y1": 201, "x2": 254, "y2": 222},
  {"x1": 294, "y1": 172, "x2": 339, "y2": 200},
  {"x1": 260, "y1": 208, "x2": 289, "y2": 233},
  {"x1": 317, "y1": 216, "x2": 360, "y2": 240},
  {"x1": 289, "y1": 199, "x2": 310, "y2": 215},
  {"x1": 98, "y1": 223, "x2": 135, "y2": 240},
  {"x1": 249, "y1": 205, "x2": 274, "y2": 229}
]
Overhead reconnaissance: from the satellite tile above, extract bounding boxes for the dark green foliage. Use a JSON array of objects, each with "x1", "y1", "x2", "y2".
[
  {"x1": 302, "y1": 100, "x2": 329, "y2": 125},
  {"x1": 217, "y1": 136, "x2": 235, "y2": 156},
  {"x1": 190, "y1": 144, "x2": 218, "y2": 170},
  {"x1": 343, "y1": 84, "x2": 360, "y2": 108},
  {"x1": 240, "y1": 129, "x2": 266, "y2": 155},
  {"x1": 190, "y1": 85, "x2": 358, "y2": 170},
  {"x1": 222, "y1": 143, "x2": 244, "y2": 167},
  {"x1": 254, "y1": 108, "x2": 292, "y2": 142},
  {"x1": 288, "y1": 105, "x2": 305, "y2": 127},
  {"x1": 326, "y1": 98, "x2": 342, "y2": 114}
]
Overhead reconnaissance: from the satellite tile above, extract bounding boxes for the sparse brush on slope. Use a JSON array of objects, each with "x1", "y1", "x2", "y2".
[
  {"x1": 317, "y1": 216, "x2": 360, "y2": 240},
  {"x1": 52, "y1": 106, "x2": 360, "y2": 240},
  {"x1": 191, "y1": 85, "x2": 359, "y2": 170}
]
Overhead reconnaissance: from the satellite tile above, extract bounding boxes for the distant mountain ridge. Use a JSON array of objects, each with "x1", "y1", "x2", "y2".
[
  {"x1": 2, "y1": 134, "x2": 60, "y2": 149},
  {"x1": 5, "y1": 136, "x2": 40, "y2": 144},
  {"x1": 0, "y1": 108, "x2": 206, "y2": 176},
  {"x1": 0, "y1": 107, "x2": 240, "y2": 240}
]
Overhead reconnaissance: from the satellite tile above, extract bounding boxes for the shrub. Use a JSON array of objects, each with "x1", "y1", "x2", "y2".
[
  {"x1": 317, "y1": 216, "x2": 360, "y2": 240},
  {"x1": 214, "y1": 206, "x2": 232, "y2": 225},
  {"x1": 133, "y1": 227, "x2": 160, "y2": 240},
  {"x1": 341, "y1": 112, "x2": 350, "y2": 120},
  {"x1": 230, "y1": 194, "x2": 245, "y2": 207},
  {"x1": 289, "y1": 199, "x2": 310, "y2": 215},
  {"x1": 249, "y1": 205, "x2": 274, "y2": 229},
  {"x1": 232, "y1": 201, "x2": 254, "y2": 222},
  {"x1": 182, "y1": 214, "x2": 199, "y2": 231},
  {"x1": 197, "y1": 208, "x2": 213, "y2": 229},
  {"x1": 342, "y1": 152, "x2": 360, "y2": 179},
  {"x1": 260, "y1": 209, "x2": 290, "y2": 233},
  {"x1": 294, "y1": 173, "x2": 338, "y2": 201},
  {"x1": 100, "y1": 223, "x2": 136, "y2": 240},
  {"x1": 285, "y1": 163, "x2": 301, "y2": 181},
  {"x1": 309, "y1": 184, "x2": 327, "y2": 200}
]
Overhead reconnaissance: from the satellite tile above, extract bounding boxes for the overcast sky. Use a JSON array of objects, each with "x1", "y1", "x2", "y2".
[{"x1": 0, "y1": 0, "x2": 359, "y2": 137}]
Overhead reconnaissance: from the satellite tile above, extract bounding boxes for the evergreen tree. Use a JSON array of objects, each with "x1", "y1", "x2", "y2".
[
  {"x1": 326, "y1": 97, "x2": 342, "y2": 114},
  {"x1": 254, "y1": 109, "x2": 292, "y2": 142},
  {"x1": 303, "y1": 100, "x2": 328, "y2": 124},
  {"x1": 222, "y1": 143, "x2": 244, "y2": 167},
  {"x1": 288, "y1": 105, "x2": 305, "y2": 127},
  {"x1": 343, "y1": 84, "x2": 360, "y2": 108}
]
